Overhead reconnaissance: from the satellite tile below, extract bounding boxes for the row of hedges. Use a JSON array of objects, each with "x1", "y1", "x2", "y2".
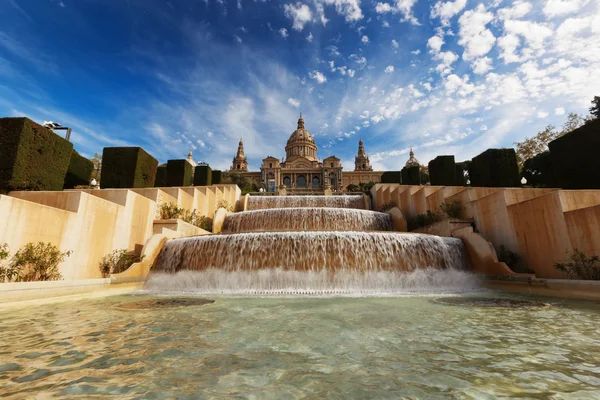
[
  {"x1": 468, "y1": 149, "x2": 520, "y2": 187},
  {"x1": 0, "y1": 117, "x2": 73, "y2": 192},
  {"x1": 101, "y1": 147, "x2": 158, "y2": 189},
  {"x1": 63, "y1": 151, "x2": 94, "y2": 189}
]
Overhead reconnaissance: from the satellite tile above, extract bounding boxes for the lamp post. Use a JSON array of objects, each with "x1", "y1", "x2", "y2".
[
  {"x1": 43, "y1": 121, "x2": 72, "y2": 141},
  {"x1": 521, "y1": 177, "x2": 527, "y2": 186}
]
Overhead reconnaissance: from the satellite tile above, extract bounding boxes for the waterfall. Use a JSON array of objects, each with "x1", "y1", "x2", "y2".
[
  {"x1": 152, "y1": 232, "x2": 468, "y2": 273},
  {"x1": 222, "y1": 208, "x2": 392, "y2": 233},
  {"x1": 247, "y1": 195, "x2": 365, "y2": 210}
]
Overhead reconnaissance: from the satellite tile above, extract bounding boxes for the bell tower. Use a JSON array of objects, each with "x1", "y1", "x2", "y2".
[
  {"x1": 354, "y1": 138, "x2": 373, "y2": 171},
  {"x1": 230, "y1": 138, "x2": 248, "y2": 172}
]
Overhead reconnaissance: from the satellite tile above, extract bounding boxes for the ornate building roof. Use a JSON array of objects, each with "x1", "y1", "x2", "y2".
[
  {"x1": 231, "y1": 138, "x2": 248, "y2": 172},
  {"x1": 405, "y1": 147, "x2": 421, "y2": 168},
  {"x1": 285, "y1": 113, "x2": 318, "y2": 162},
  {"x1": 186, "y1": 148, "x2": 196, "y2": 167},
  {"x1": 354, "y1": 138, "x2": 373, "y2": 171}
]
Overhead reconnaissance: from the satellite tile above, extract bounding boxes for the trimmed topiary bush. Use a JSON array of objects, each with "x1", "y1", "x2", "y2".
[
  {"x1": 455, "y1": 162, "x2": 469, "y2": 186},
  {"x1": 166, "y1": 160, "x2": 193, "y2": 187},
  {"x1": 380, "y1": 171, "x2": 402, "y2": 184},
  {"x1": 548, "y1": 119, "x2": 600, "y2": 189},
  {"x1": 100, "y1": 147, "x2": 158, "y2": 189},
  {"x1": 63, "y1": 151, "x2": 94, "y2": 189},
  {"x1": 194, "y1": 165, "x2": 212, "y2": 186},
  {"x1": 0, "y1": 117, "x2": 73, "y2": 192},
  {"x1": 212, "y1": 170, "x2": 222, "y2": 185},
  {"x1": 154, "y1": 165, "x2": 167, "y2": 187},
  {"x1": 522, "y1": 151, "x2": 555, "y2": 188},
  {"x1": 428, "y1": 155, "x2": 457, "y2": 186},
  {"x1": 468, "y1": 149, "x2": 520, "y2": 187},
  {"x1": 401, "y1": 166, "x2": 421, "y2": 185}
]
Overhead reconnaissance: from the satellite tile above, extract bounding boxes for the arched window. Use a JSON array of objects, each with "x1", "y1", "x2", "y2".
[
  {"x1": 283, "y1": 176, "x2": 291, "y2": 187},
  {"x1": 330, "y1": 162, "x2": 334, "y2": 167},
  {"x1": 362, "y1": 164, "x2": 365, "y2": 169},
  {"x1": 269, "y1": 163, "x2": 273, "y2": 168},
  {"x1": 297, "y1": 175, "x2": 307, "y2": 188},
  {"x1": 237, "y1": 164, "x2": 241, "y2": 169},
  {"x1": 312, "y1": 176, "x2": 320, "y2": 187}
]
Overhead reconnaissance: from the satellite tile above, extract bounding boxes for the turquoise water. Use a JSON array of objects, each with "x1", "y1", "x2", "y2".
[{"x1": 1, "y1": 293, "x2": 600, "y2": 399}]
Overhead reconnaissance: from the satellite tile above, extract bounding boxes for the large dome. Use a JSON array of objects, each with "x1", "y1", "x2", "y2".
[{"x1": 285, "y1": 114, "x2": 318, "y2": 161}]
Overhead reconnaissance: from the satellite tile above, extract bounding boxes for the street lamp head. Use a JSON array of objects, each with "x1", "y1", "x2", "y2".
[
  {"x1": 91, "y1": 179, "x2": 97, "y2": 187},
  {"x1": 521, "y1": 177, "x2": 527, "y2": 185}
]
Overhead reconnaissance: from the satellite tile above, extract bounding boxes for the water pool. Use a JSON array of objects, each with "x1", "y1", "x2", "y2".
[{"x1": 1, "y1": 294, "x2": 600, "y2": 399}]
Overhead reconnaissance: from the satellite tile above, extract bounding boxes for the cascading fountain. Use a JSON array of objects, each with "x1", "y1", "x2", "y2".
[{"x1": 149, "y1": 195, "x2": 478, "y2": 295}]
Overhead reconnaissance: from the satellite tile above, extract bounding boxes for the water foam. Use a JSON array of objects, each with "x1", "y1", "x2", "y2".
[{"x1": 247, "y1": 195, "x2": 365, "y2": 210}]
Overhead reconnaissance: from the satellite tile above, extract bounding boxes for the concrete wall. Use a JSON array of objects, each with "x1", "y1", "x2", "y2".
[
  {"x1": 371, "y1": 184, "x2": 600, "y2": 279},
  {"x1": 0, "y1": 185, "x2": 240, "y2": 280}
]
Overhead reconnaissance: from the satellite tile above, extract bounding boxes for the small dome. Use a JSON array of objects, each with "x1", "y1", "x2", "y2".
[
  {"x1": 405, "y1": 147, "x2": 420, "y2": 167},
  {"x1": 287, "y1": 114, "x2": 316, "y2": 146}
]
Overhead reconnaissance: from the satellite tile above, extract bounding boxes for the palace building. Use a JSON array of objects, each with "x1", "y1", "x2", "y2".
[{"x1": 230, "y1": 114, "x2": 384, "y2": 193}]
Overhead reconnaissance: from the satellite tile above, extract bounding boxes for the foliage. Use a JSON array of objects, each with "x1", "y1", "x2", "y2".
[
  {"x1": 0, "y1": 243, "x2": 19, "y2": 283},
  {"x1": 8, "y1": 242, "x2": 71, "y2": 282},
  {"x1": 99, "y1": 249, "x2": 144, "y2": 277},
  {"x1": 514, "y1": 113, "x2": 585, "y2": 168},
  {"x1": 428, "y1": 156, "x2": 458, "y2": 186},
  {"x1": 407, "y1": 211, "x2": 442, "y2": 231},
  {"x1": 521, "y1": 151, "x2": 554, "y2": 188},
  {"x1": 154, "y1": 165, "x2": 167, "y2": 187},
  {"x1": 158, "y1": 203, "x2": 213, "y2": 232},
  {"x1": 194, "y1": 165, "x2": 212, "y2": 186},
  {"x1": 555, "y1": 249, "x2": 600, "y2": 280},
  {"x1": 211, "y1": 170, "x2": 222, "y2": 184},
  {"x1": 401, "y1": 166, "x2": 421, "y2": 185},
  {"x1": 346, "y1": 183, "x2": 360, "y2": 192},
  {"x1": 90, "y1": 152, "x2": 102, "y2": 181},
  {"x1": 166, "y1": 159, "x2": 193, "y2": 187},
  {"x1": 101, "y1": 147, "x2": 158, "y2": 189},
  {"x1": 497, "y1": 245, "x2": 521, "y2": 270},
  {"x1": 380, "y1": 171, "x2": 402, "y2": 184},
  {"x1": 222, "y1": 172, "x2": 259, "y2": 194},
  {"x1": 590, "y1": 96, "x2": 600, "y2": 119},
  {"x1": 548, "y1": 118, "x2": 600, "y2": 189},
  {"x1": 455, "y1": 161, "x2": 469, "y2": 186},
  {"x1": 63, "y1": 150, "x2": 94, "y2": 189},
  {"x1": 440, "y1": 200, "x2": 464, "y2": 219},
  {"x1": 216, "y1": 200, "x2": 234, "y2": 212},
  {"x1": 377, "y1": 201, "x2": 397, "y2": 213},
  {"x1": 0, "y1": 117, "x2": 73, "y2": 192},
  {"x1": 468, "y1": 148, "x2": 520, "y2": 188}
]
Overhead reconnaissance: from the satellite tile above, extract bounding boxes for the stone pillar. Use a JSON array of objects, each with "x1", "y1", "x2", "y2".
[
  {"x1": 278, "y1": 185, "x2": 287, "y2": 196},
  {"x1": 324, "y1": 184, "x2": 332, "y2": 196}
]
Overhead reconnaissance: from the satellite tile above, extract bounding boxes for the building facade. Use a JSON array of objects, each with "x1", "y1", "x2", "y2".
[{"x1": 230, "y1": 114, "x2": 383, "y2": 193}]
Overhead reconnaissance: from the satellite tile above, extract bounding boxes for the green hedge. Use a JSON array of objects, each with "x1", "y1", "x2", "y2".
[
  {"x1": 428, "y1": 156, "x2": 457, "y2": 186},
  {"x1": 154, "y1": 165, "x2": 167, "y2": 187},
  {"x1": 167, "y1": 160, "x2": 193, "y2": 187},
  {"x1": 194, "y1": 165, "x2": 212, "y2": 186},
  {"x1": 468, "y1": 149, "x2": 520, "y2": 187},
  {"x1": 548, "y1": 119, "x2": 600, "y2": 189},
  {"x1": 401, "y1": 166, "x2": 421, "y2": 185},
  {"x1": 100, "y1": 147, "x2": 158, "y2": 189},
  {"x1": 63, "y1": 151, "x2": 94, "y2": 189},
  {"x1": 0, "y1": 117, "x2": 73, "y2": 192},
  {"x1": 522, "y1": 151, "x2": 555, "y2": 188},
  {"x1": 380, "y1": 171, "x2": 402, "y2": 184},
  {"x1": 211, "y1": 170, "x2": 222, "y2": 185},
  {"x1": 455, "y1": 161, "x2": 469, "y2": 186}
]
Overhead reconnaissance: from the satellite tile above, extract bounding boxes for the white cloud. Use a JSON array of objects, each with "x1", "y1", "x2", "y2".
[
  {"x1": 327, "y1": 45, "x2": 341, "y2": 56},
  {"x1": 411, "y1": 49, "x2": 421, "y2": 55},
  {"x1": 427, "y1": 35, "x2": 445, "y2": 53},
  {"x1": 197, "y1": 139, "x2": 206, "y2": 148},
  {"x1": 329, "y1": 60, "x2": 335, "y2": 71},
  {"x1": 321, "y1": 0, "x2": 363, "y2": 22},
  {"x1": 361, "y1": 35, "x2": 369, "y2": 44},
  {"x1": 314, "y1": 2, "x2": 328, "y2": 25},
  {"x1": 431, "y1": 0, "x2": 467, "y2": 26},
  {"x1": 284, "y1": 2, "x2": 313, "y2": 31},
  {"x1": 555, "y1": 107, "x2": 565, "y2": 115},
  {"x1": 207, "y1": 131, "x2": 214, "y2": 137},
  {"x1": 234, "y1": 35, "x2": 242, "y2": 44},
  {"x1": 385, "y1": 65, "x2": 395, "y2": 73},
  {"x1": 374, "y1": 0, "x2": 419, "y2": 25},
  {"x1": 347, "y1": 69, "x2": 356, "y2": 77},
  {"x1": 309, "y1": 70, "x2": 327, "y2": 84},
  {"x1": 382, "y1": 20, "x2": 390, "y2": 27},
  {"x1": 307, "y1": 32, "x2": 314, "y2": 42},
  {"x1": 391, "y1": 39, "x2": 399, "y2": 48},
  {"x1": 458, "y1": 4, "x2": 496, "y2": 60},
  {"x1": 498, "y1": 1, "x2": 532, "y2": 20},
  {"x1": 279, "y1": 28, "x2": 289, "y2": 38},
  {"x1": 472, "y1": 57, "x2": 493, "y2": 74},
  {"x1": 544, "y1": 0, "x2": 590, "y2": 17},
  {"x1": 375, "y1": 2, "x2": 393, "y2": 13},
  {"x1": 537, "y1": 111, "x2": 549, "y2": 118},
  {"x1": 497, "y1": 34, "x2": 521, "y2": 64},
  {"x1": 288, "y1": 98, "x2": 300, "y2": 108}
]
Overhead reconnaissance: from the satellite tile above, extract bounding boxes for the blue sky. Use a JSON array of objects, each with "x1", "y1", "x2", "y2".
[{"x1": 1, "y1": 0, "x2": 598, "y2": 171}]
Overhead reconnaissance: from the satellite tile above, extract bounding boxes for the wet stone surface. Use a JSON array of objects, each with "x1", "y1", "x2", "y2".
[
  {"x1": 435, "y1": 296, "x2": 549, "y2": 308},
  {"x1": 115, "y1": 298, "x2": 215, "y2": 310}
]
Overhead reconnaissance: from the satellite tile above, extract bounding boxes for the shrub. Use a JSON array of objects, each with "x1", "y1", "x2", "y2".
[
  {"x1": 440, "y1": 200, "x2": 464, "y2": 219},
  {"x1": 211, "y1": 170, "x2": 222, "y2": 185},
  {"x1": 555, "y1": 249, "x2": 600, "y2": 280},
  {"x1": 346, "y1": 183, "x2": 360, "y2": 192},
  {"x1": 99, "y1": 249, "x2": 144, "y2": 277},
  {"x1": 401, "y1": 166, "x2": 421, "y2": 185},
  {"x1": 0, "y1": 117, "x2": 73, "y2": 192},
  {"x1": 468, "y1": 149, "x2": 520, "y2": 187},
  {"x1": 455, "y1": 162, "x2": 469, "y2": 186},
  {"x1": 497, "y1": 245, "x2": 520, "y2": 270},
  {"x1": 407, "y1": 210, "x2": 442, "y2": 231},
  {"x1": 154, "y1": 165, "x2": 167, "y2": 187},
  {"x1": 548, "y1": 119, "x2": 600, "y2": 189},
  {"x1": 522, "y1": 151, "x2": 555, "y2": 188},
  {"x1": 63, "y1": 150, "x2": 94, "y2": 189},
  {"x1": 380, "y1": 171, "x2": 402, "y2": 184},
  {"x1": 428, "y1": 156, "x2": 457, "y2": 186},
  {"x1": 100, "y1": 147, "x2": 158, "y2": 189},
  {"x1": 0, "y1": 243, "x2": 19, "y2": 283},
  {"x1": 9, "y1": 242, "x2": 71, "y2": 282},
  {"x1": 216, "y1": 200, "x2": 234, "y2": 212},
  {"x1": 194, "y1": 165, "x2": 212, "y2": 186},
  {"x1": 377, "y1": 201, "x2": 397, "y2": 213},
  {"x1": 166, "y1": 160, "x2": 193, "y2": 187},
  {"x1": 158, "y1": 203, "x2": 213, "y2": 232}
]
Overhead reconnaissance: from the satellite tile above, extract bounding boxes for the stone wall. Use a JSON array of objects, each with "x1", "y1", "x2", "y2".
[
  {"x1": 0, "y1": 185, "x2": 240, "y2": 280},
  {"x1": 371, "y1": 184, "x2": 600, "y2": 279}
]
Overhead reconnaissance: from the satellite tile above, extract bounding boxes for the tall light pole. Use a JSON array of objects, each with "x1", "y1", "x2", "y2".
[{"x1": 43, "y1": 121, "x2": 72, "y2": 142}]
